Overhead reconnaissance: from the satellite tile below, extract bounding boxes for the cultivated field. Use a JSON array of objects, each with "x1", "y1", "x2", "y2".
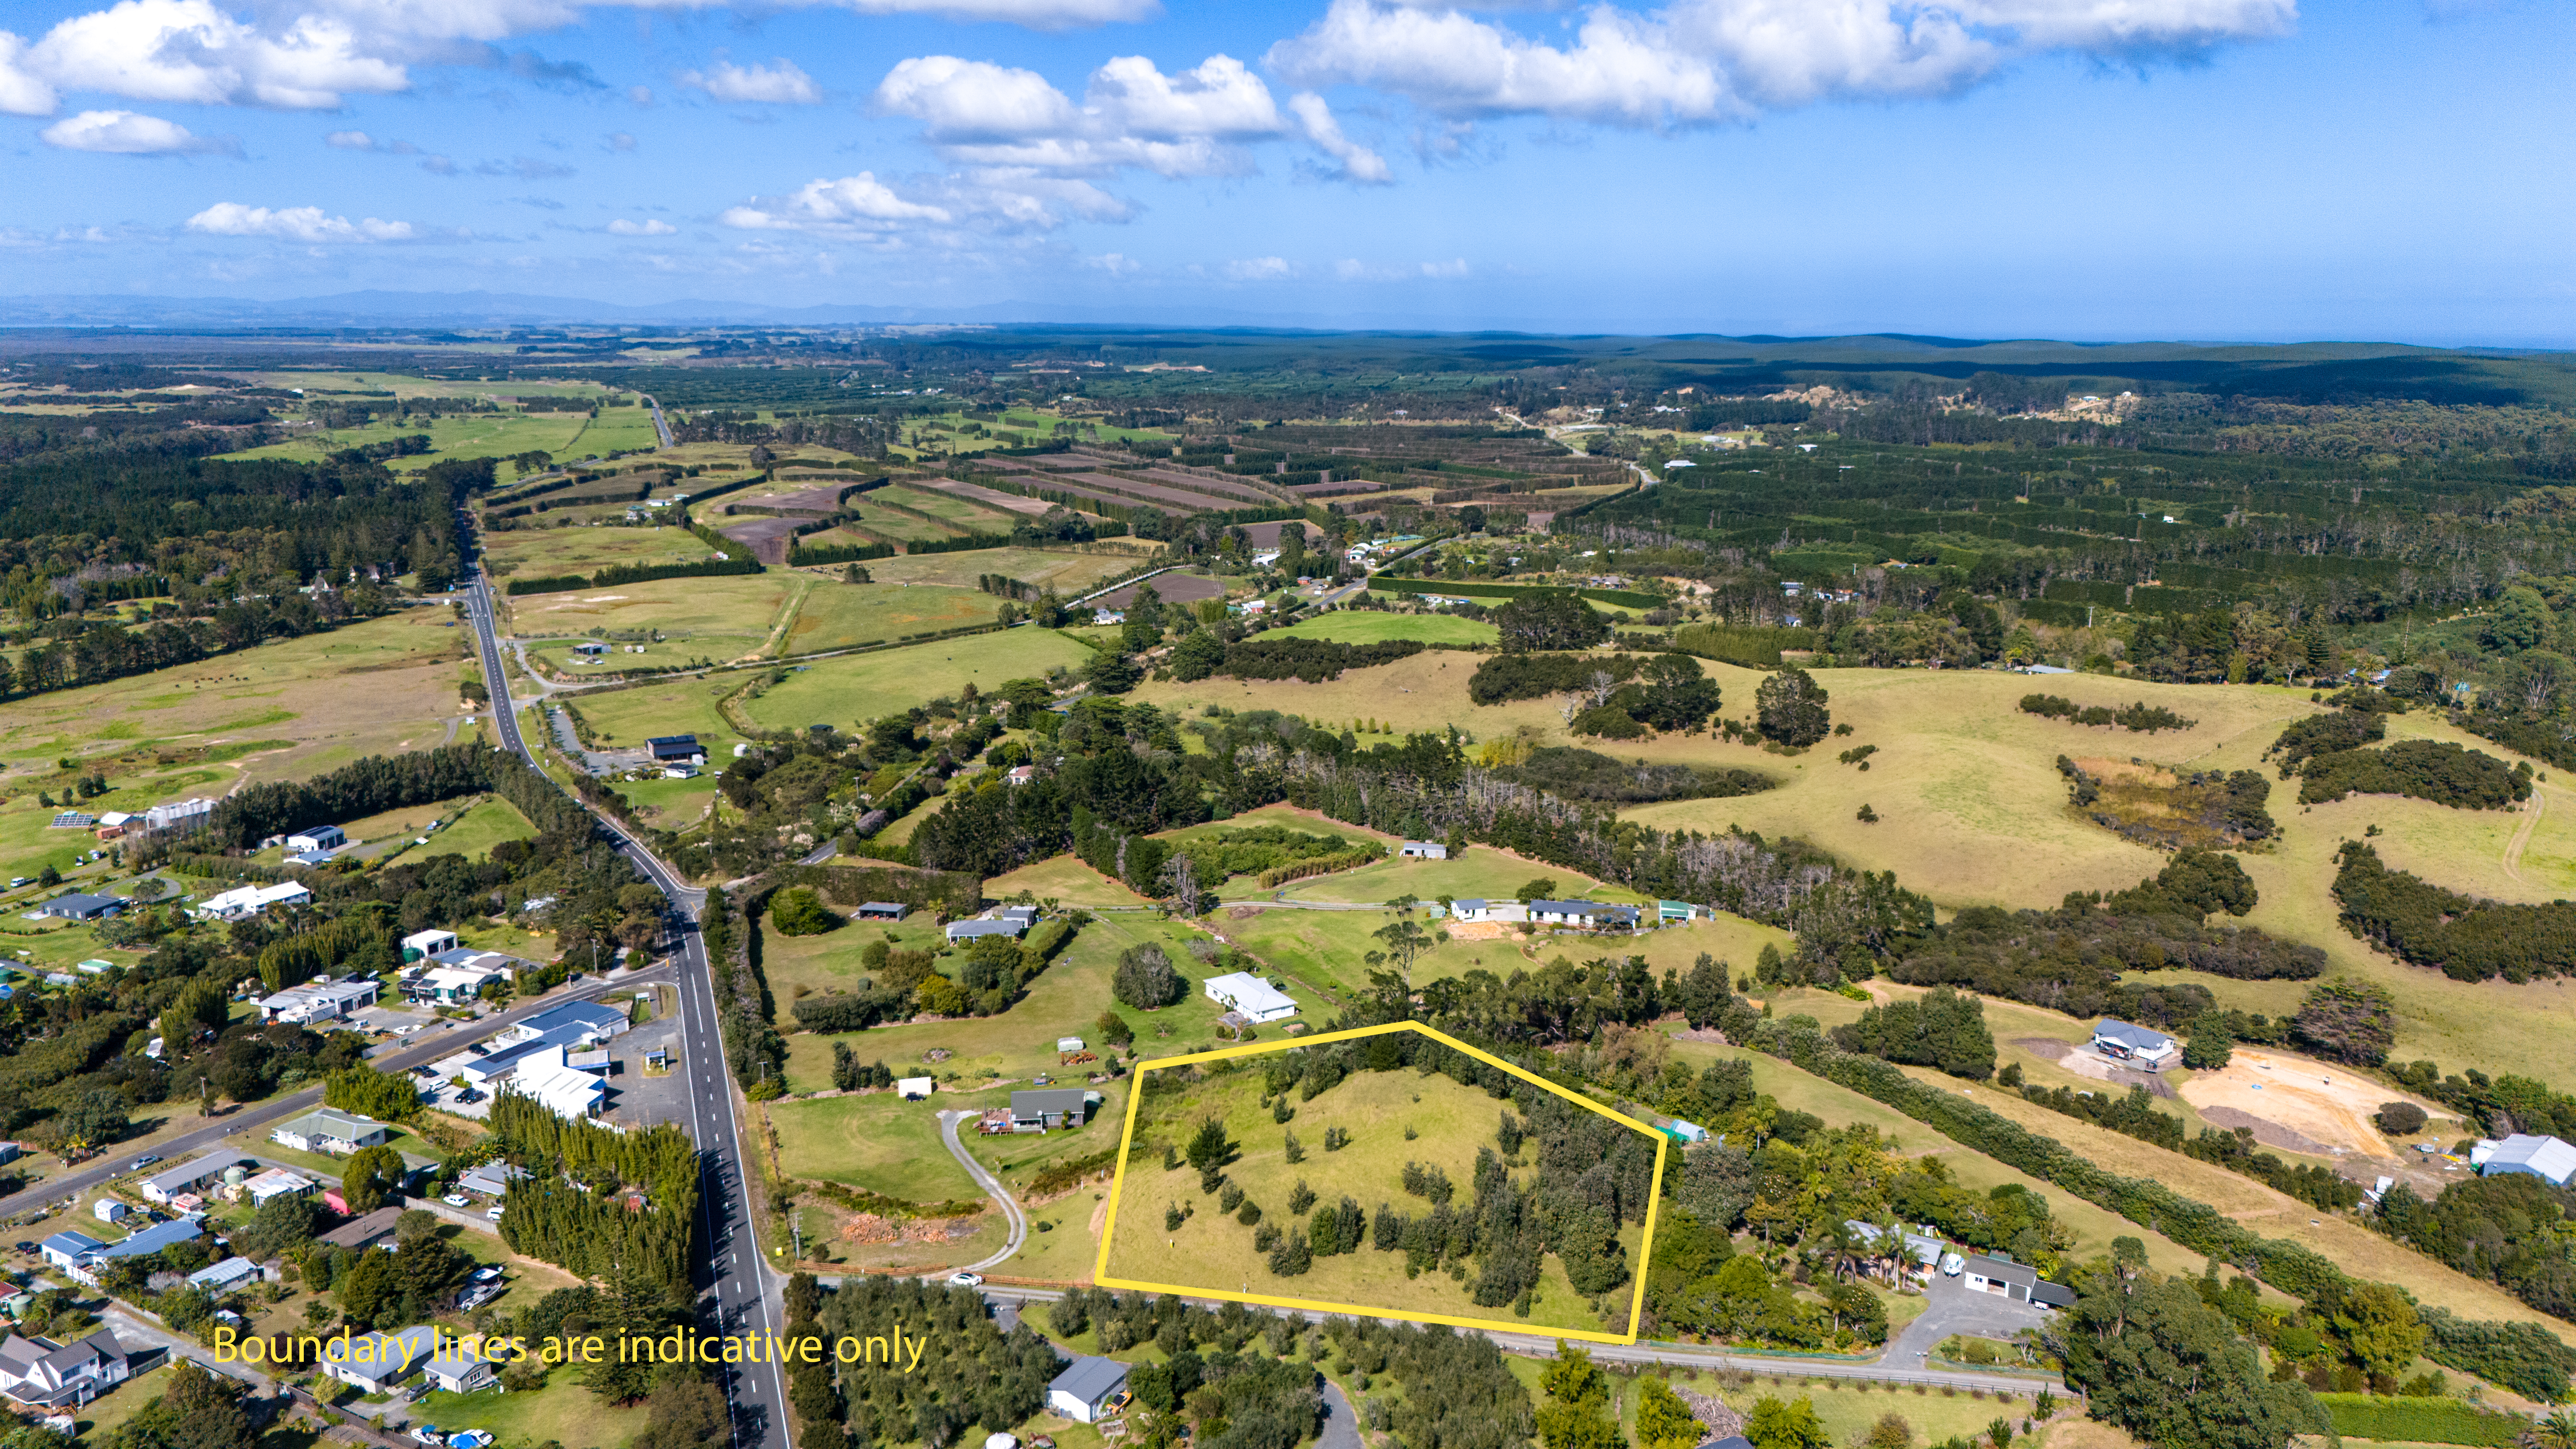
[
  {"x1": 1101, "y1": 1061, "x2": 1643, "y2": 1333},
  {"x1": 858, "y1": 546, "x2": 1153, "y2": 594}
]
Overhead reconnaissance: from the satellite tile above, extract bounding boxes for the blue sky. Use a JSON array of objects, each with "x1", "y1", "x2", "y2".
[{"x1": 1, "y1": 0, "x2": 2569, "y2": 339}]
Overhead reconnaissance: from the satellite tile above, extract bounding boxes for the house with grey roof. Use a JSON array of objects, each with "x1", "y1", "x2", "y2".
[
  {"x1": 2090, "y1": 1018, "x2": 2179, "y2": 1070},
  {"x1": 1047, "y1": 1356, "x2": 1130, "y2": 1423},
  {"x1": 271, "y1": 1108, "x2": 389, "y2": 1155},
  {"x1": 2479, "y1": 1133, "x2": 2576, "y2": 1187},
  {"x1": 321, "y1": 1324, "x2": 440, "y2": 1392},
  {"x1": 1009, "y1": 1089, "x2": 1094, "y2": 1131},
  {"x1": 140, "y1": 1152, "x2": 247, "y2": 1204},
  {"x1": 0, "y1": 1329, "x2": 131, "y2": 1408}
]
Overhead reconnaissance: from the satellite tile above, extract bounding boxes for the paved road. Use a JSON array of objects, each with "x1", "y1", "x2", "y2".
[
  {"x1": 949, "y1": 1285, "x2": 2063, "y2": 1396},
  {"x1": 642, "y1": 394, "x2": 673, "y2": 449},
  {"x1": 464, "y1": 556, "x2": 791, "y2": 1449},
  {"x1": 936, "y1": 1111, "x2": 1029, "y2": 1273},
  {"x1": 0, "y1": 975, "x2": 652, "y2": 1224}
]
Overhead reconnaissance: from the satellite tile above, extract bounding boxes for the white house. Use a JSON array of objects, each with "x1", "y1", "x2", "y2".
[
  {"x1": 425, "y1": 1337, "x2": 499, "y2": 1394},
  {"x1": 1047, "y1": 1356, "x2": 1130, "y2": 1424},
  {"x1": 239, "y1": 1168, "x2": 316, "y2": 1207},
  {"x1": 2090, "y1": 1019, "x2": 2179, "y2": 1071},
  {"x1": 140, "y1": 1153, "x2": 242, "y2": 1205},
  {"x1": 0, "y1": 1330, "x2": 132, "y2": 1409},
  {"x1": 256, "y1": 977, "x2": 380, "y2": 1024},
  {"x1": 321, "y1": 1325, "x2": 439, "y2": 1393},
  {"x1": 498, "y1": 1046, "x2": 608, "y2": 1120},
  {"x1": 185, "y1": 1257, "x2": 265, "y2": 1294},
  {"x1": 37, "y1": 1233, "x2": 103, "y2": 1275},
  {"x1": 1203, "y1": 971, "x2": 1297, "y2": 1024},
  {"x1": 1449, "y1": 899, "x2": 1527, "y2": 924},
  {"x1": 271, "y1": 1108, "x2": 389, "y2": 1155},
  {"x1": 1527, "y1": 900, "x2": 1640, "y2": 930},
  {"x1": 945, "y1": 905, "x2": 1039, "y2": 944},
  {"x1": 2479, "y1": 1133, "x2": 2576, "y2": 1187},
  {"x1": 193, "y1": 880, "x2": 310, "y2": 922}
]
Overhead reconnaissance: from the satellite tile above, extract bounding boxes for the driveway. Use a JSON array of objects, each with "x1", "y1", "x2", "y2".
[
  {"x1": 937, "y1": 1110, "x2": 1028, "y2": 1272},
  {"x1": 1881, "y1": 1273, "x2": 2055, "y2": 1368}
]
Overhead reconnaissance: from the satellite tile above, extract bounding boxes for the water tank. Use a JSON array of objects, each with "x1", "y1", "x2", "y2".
[{"x1": 223, "y1": 1166, "x2": 249, "y2": 1188}]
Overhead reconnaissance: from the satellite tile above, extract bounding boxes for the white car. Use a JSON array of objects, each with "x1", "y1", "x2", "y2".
[
  {"x1": 442, "y1": 1193, "x2": 472, "y2": 1208},
  {"x1": 486, "y1": 1206, "x2": 506, "y2": 1221},
  {"x1": 469, "y1": 1266, "x2": 503, "y2": 1284},
  {"x1": 946, "y1": 1271, "x2": 984, "y2": 1288}
]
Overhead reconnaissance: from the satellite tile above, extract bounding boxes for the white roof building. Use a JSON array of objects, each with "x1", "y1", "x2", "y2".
[
  {"x1": 2480, "y1": 1133, "x2": 2576, "y2": 1187},
  {"x1": 256, "y1": 977, "x2": 380, "y2": 1024},
  {"x1": 1203, "y1": 971, "x2": 1297, "y2": 1024},
  {"x1": 193, "y1": 881, "x2": 310, "y2": 921},
  {"x1": 499, "y1": 1046, "x2": 607, "y2": 1120}
]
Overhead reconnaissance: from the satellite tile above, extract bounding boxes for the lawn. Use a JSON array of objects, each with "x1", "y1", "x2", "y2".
[
  {"x1": 979, "y1": 853, "x2": 1153, "y2": 909},
  {"x1": 767, "y1": 1090, "x2": 981, "y2": 1201},
  {"x1": 783, "y1": 582, "x2": 999, "y2": 653},
  {"x1": 409, "y1": 1376, "x2": 651, "y2": 1449},
  {"x1": 479, "y1": 524, "x2": 714, "y2": 580},
  {"x1": 846, "y1": 500, "x2": 957, "y2": 543},
  {"x1": 1100, "y1": 1061, "x2": 1648, "y2": 1335},
  {"x1": 776, "y1": 912, "x2": 1237, "y2": 1093},
  {"x1": 743, "y1": 629, "x2": 1095, "y2": 732},
  {"x1": 419, "y1": 796, "x2": 540, "y2": 862},
  {"x1": 611, "y1": 774, "x2": 721, "y2": 831},
  {"x1": 1275, "y1": 611, "x2": 1499, "y2": 647}
]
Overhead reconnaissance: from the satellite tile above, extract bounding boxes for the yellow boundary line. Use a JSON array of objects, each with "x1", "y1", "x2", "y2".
[{"x1": 1093, "y1": 1020, "x2": 1665, "y2": 1345}]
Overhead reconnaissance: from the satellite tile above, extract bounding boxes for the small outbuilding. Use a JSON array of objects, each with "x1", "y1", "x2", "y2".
[
  {"x1": 1399, "y1": 841, "x2": 1447, "y2": 860},
  {"x1": 286, "y1": 826, "x2": 346, "y2": 853},
  {"x1": 855, "y1": 902, "x2": 908, "y2": 922},
  {"x1": 896, "y1": 1077, "x2": 935, "y2": 1100}
]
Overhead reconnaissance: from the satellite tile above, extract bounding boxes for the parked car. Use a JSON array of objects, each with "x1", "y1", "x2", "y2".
[
  {"x1": 131, "y1": 1155, "x2": 161, "y2": 1170},
  {"x1": 411, "y1": 1427, "x2": 443, "y2": 1445},
  {"x1": 441, "y1": 1193, "x2": 472, "y2": 1208},
  {"x1": 449, "y1": 1431, "x2": 494, "y2": 1449},
  {"x1": 468, "y1": 1266, "x2": 503, "y2": 1284},
  {"x1": 12, "y1": 1242, "x2": 33, "y2": 1256},
  {"x1": 486, "y1": 1206, "x2": 505, "y2": 1221},
  {"x1": 947, "y1": 1271, "x2": 984, "y2": 1288}
]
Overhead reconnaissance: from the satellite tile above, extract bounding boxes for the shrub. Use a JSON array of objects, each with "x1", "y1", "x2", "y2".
[
  {"x1": 768, "y1": 888, "x2": 842, "y2": 937},
  {"x1": 1112, "y1": 944, "x2": 1184, "y2": 1008},
  {"x1": 2375, "y1": 1102, "x2": 2427, "y2": 1136}
]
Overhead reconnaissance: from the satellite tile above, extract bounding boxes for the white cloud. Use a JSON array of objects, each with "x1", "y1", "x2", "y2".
[
  {"x1": 1335, "y1": 256, "x2": 1470, "y2": 281},
  {"x1": 325, "y1": 129, "x2": 372, "y2": 149},
  {"x1": 1085, "y1": 251, "x2": 1142, "y2": 273},
  {"x1": 0, "y1": 33, "x2": 58, "y2": 115},
  {"x1": 604, "y1": 130, "x2": 637, "y2": 150},
  {"x1": 678, "y1": 56, "x2": 821, "y2": 105},
  {"x1": 874, "y1": 51, "x2": 1314, "y2": 183},
  {"x1": 1288, "y1": 91, "x2": 1390, "y2": 183},
  {"x1": 1269, "y1": 0, "x2": 2295, "y2": 126},
  {"x1": 186, "y1": 201, "x2": 418, "y2": 242},
  {"x1": 836, "y1": 0, "x2": 1159, "y2": 24},
  {"x1": 21, "y1": 0, "x2": 406, "y2": 111},
  {"x1": 1223, "y1": 256, "x2": 1293, "y2": 281},
  {"x1": 720, "y1": 172, "x2": 954, "y2": 232},
  {"x1": 41, "y1": 107, "x2": 230, "y2": 153},
  {"x1": 608, "y1": 218, "x2": 677, "y2": 235},
  {"x1": 626, "y1": 84, "x2": 654, "y2": 106}
]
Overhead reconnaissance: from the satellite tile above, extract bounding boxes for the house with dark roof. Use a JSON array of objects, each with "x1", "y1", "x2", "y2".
[
  {"x1": 1961, "y1": 1253, "x2": 2071, "y2": 1307},
  {"x1": 1009, "y1": 1089, "x2": 1093, "y2": 1131},
  {"x1": 647, "y1": 735, "x2": 704, "y2": 764},
  {"x1": 0, "y1": 1329, "x2": 131, "y2": 1408},
  {"x1": 36, "y1": 893, "x2": 121, "y2": 922}
]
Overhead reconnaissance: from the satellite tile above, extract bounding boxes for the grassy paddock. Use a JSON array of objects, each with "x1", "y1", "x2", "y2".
[
  {"x1": 745, "y1": 630, "x2": 1096, "y2": 732},
  {"x1": 1274, "y1": 611, "x2": 1500, "y2": 647},
  {"x1": 858, "y1": 547, "x2": 1153, "y2": 593},
  {"x1": 785, "y1": 582, "x2": 998, "y2": 653},
  {"x1": 502, "y1": 574, "x2": 798, "y2": 662},
  {"x1": 479, "y1": 524, "x2": 714, "y2": 580},
  {"x1": 1101, "y1": 1063, "x2": 1643, "y2": 1334},
  {"x1": 768, "y1": 1091, "x2": 980, "y2": 1201}
]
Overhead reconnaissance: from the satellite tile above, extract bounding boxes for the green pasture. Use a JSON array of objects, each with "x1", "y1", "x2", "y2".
[
  {"x1": 1286, "y1": 610, "x2": 1499, "y2": 647},
  {"x1": 862, "y1": 546, "x2": 1156, "y2": 594},
  {"x1": 503, "y1": 573, "x2": 796, "y2": 660},
  {"x1": 743, "y1": 629, "x2": 1093, "y2": 731},
  {"x1": 785, "y1": 582, "x2": 998, "y2": 653},
  {"x1": 570, "y1": 679, "x2": 742, "y2": 757},
  {"x1": 480, "y1": 524, "x2": 714, "y2": 580},
  {"x1": 767, "y1": 1091, "x2": 979, "y2": 1201}
]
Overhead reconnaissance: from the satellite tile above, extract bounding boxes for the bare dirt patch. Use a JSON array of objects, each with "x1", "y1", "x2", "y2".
[
  {"x1": 2176, "y1": 1047, "x2": 2436, "y2": 1158},
  {"x1": 2198, "y1": 1105, "x2": 2338, "y2": 1157},
  {"x1": 839, "y1": 1211, "x2": 985, "y2": 1246}
]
